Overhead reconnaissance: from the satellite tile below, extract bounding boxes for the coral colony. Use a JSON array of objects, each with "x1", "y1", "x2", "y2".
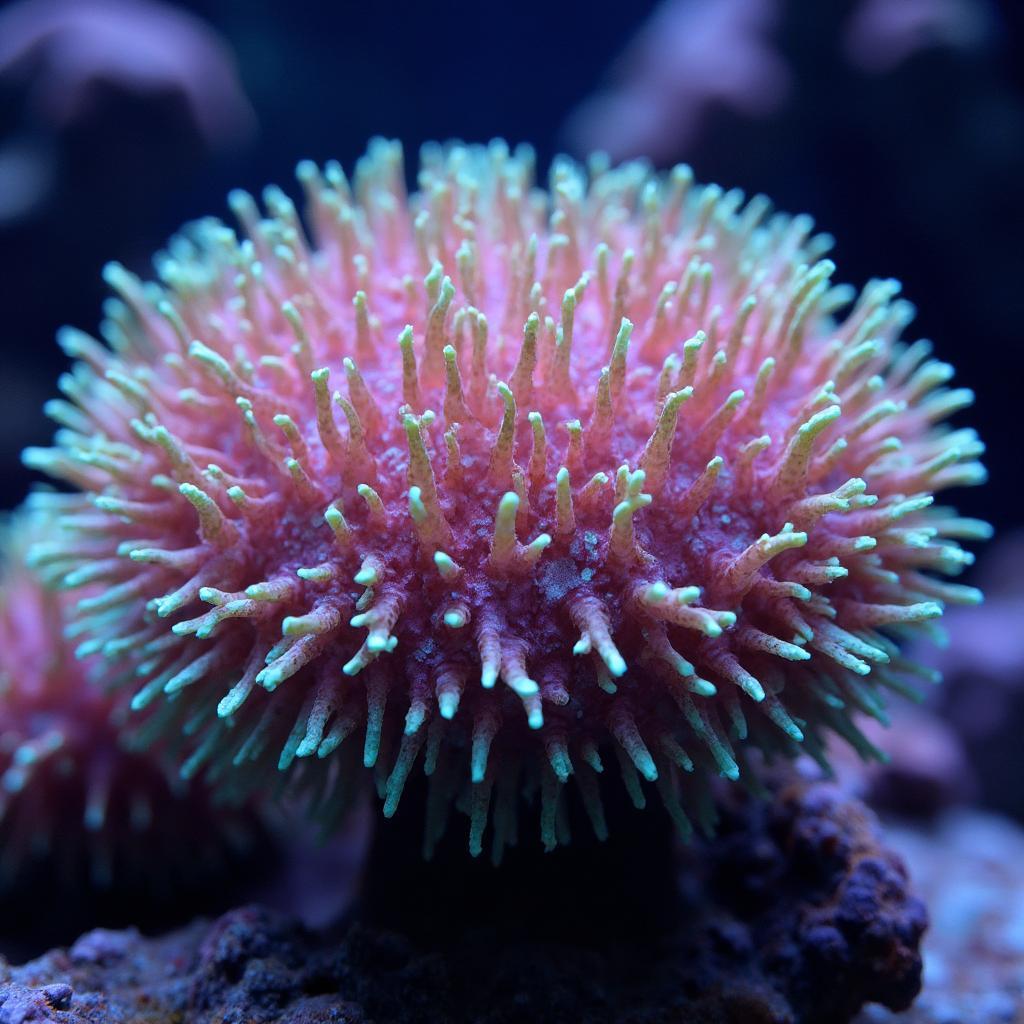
[
  {"x1": 0, "y1": 513, "x2": 252, "y2": 891},
  {"x1": 23, "y1": 139, "x2": 986, "y2": 860}
]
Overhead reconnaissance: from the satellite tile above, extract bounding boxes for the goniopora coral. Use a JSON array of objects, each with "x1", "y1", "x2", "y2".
[
  {"x1": 0, "y1": 512, "x2": 258, "y2": 889},
  {"x1": 25, "y1": 140, "x2": 987, "y2": 858}
]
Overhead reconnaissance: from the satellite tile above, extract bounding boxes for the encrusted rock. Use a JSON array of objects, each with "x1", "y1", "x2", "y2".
[{"x1": 1, "y1": 773, "x2": 924, "y2": 1023}]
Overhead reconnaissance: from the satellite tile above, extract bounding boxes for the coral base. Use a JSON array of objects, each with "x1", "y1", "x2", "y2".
[{"x1": 0, "y1": 773, "x2": 924, "y2": 1024}]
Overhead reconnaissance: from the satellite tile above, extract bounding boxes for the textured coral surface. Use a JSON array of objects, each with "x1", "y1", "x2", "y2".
[
  {"x1": 0, "y1": 774, "x2": 924, "y2": 1024},
  {"x1": 26, "y1": 140, "x2": 986, "y2": 853}
]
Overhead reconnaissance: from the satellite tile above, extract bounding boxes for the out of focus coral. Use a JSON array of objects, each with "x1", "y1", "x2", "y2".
[
  {"x1": 0, "y1": 0, "x2": 254, "y2": 149},
  {"x1": 0, "y1": 512, "x2": 267, "y2": 958},
  {"x1": 829, "y1": 705, "x2": 974, "y2": 820},
  {"x1": 0, "y1": 0, "x2": 254, "y2": 235},
  {"x1": 561, "y1": 0, "x2": 997, "y2": 164},
  {"x1": 843, "y1": 0, "x2": 994, "y2": 75},
  {"x1": 0, "y1": 772, "x2": 925, "y2": 1023},
  {"x1": 562, "y1": 0, "x2": 792, "y2": 163}
]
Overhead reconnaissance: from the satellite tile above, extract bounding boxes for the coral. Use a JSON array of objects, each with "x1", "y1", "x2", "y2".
[
  {"x1": 830, "y1": 705, "x2": 973, "y2": 819},
  {"x1": 0, "y1": 772, "x2": 925, "y2": 1024},
  {"x1": 0, "y1": 0, "x2": 254, "y2": 148},
  {"x1": 24, "y1": 139, "x2": 986, "y2": 855},
  {"x1": 842, "y1": 0, "x2": 993, "y2": 75},
  {"x1": 0, "y1": 513, "x2": 263, "y2": 943},
  {"x1": 562, "y1": 0, "x2": 791, "y2": 163}
]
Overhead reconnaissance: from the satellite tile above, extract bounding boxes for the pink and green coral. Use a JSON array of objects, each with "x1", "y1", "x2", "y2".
[{"x1": 24, "y1": 139, "x2": 987, "y2": 857}]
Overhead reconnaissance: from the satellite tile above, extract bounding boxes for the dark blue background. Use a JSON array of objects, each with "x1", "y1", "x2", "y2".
[{"x1": 2, "y1": 0, "x2": 1021, "y2": 537}]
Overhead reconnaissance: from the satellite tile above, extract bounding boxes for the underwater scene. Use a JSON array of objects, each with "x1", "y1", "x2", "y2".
[{"x1": 0, "y1": 1, "x2": 1022, "y2": 1021}]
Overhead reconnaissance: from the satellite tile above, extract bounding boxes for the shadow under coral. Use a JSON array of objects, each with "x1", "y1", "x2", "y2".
[{"x1": 1, "y1": 770, "x2": 925, "y2": 1024}]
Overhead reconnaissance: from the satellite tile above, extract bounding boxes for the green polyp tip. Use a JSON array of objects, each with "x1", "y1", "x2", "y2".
[
  {"x1": 324, "y1": 505, "x2": 346, "y2": 530},
  {"x1": 691, "y1": 678, "x2": 717, "y2": 698},
  {"x1": 510, "y1": 675, "x2": 539, "y2": 698},
  {"x1": 743, "y1": 678, "x2": 766, "y2": 702},
  {"x1": 129, "y1": 691, "x2": 152, "y2": 713},
  {"x1": 433, "y1": 551, "x2": 458, "y2": 577},
  {"x1": 404, "y1": 704, "x2": 427, "y2": 737},
  {"x1": 363, "y1": 740, "x2": 381, "y2": 770},
  {"x1": 438, "y1": 692, "x2": 459, "y2": 720},
  {"x1": 443, "y1": 609, "x2": 466, "y2": 629},
  {"x1": 75, "y1": 639, "x2": 103, "y2": 660},
  {"x1": 607, "y1": 651, "x2": 627, "y2": 678},
  {"x1": 227, "y1": 188, "x2": 253, "y2": 213},
  {"x1": 528, "y1": 706, "x2": 544, "y2": 730},
  {"x1": 780, "y1": 716, "x2": 805, "y2": 740},
  {"x1": 258, "y1": 667, "x2": 283, "y2": 691},
  {"x1": 527, "y1": 534, "x2": 552, "y2": 556},
  {"x1": 101, "y1": 261, "x2": 129, "y2": 288},
  {"x1": 498, "y1": 491, "x2": 519, "y2": 515},
  {"x1": 354, "y1": 565, "x2": 378, "y2": 587},
  {"x1": 408, "y1": 486, "x2": 427, "y2": 524},
  {"x1": 366, "y1": 634, "x2": 391, "y2": 653},
  {"x1": 12, "y1": 745, "x2": 38, "y2": 768}
]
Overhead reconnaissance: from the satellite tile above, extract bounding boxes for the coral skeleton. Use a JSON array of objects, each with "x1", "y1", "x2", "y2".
[{"x1": 24, "y1": 139, "x2": 987, "y2": 857}]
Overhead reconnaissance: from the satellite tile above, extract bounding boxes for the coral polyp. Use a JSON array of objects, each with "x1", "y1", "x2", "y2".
[
  {"x1": 26, "y1": 140, "x2": 986, "y2": 857},
  {"x1": 0, "y1": 513, "x2": 257, "y2": 892}
]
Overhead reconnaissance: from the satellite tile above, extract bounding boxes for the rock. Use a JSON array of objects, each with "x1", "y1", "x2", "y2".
[
  {"x1": 854, "y1": 809, "x2": 1024, "y2": 1024},
  {"x1": 0, "y1": 772, "x2": 925, "y2": 1023}
]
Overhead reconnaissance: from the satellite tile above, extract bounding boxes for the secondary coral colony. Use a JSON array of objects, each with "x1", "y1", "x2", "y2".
[
  {"x1": 24, "y1": 139, "x2": 986, "y2": 860},
  {"x1": 0, "y1": 511, "x2": 257, "y2": 899}
]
